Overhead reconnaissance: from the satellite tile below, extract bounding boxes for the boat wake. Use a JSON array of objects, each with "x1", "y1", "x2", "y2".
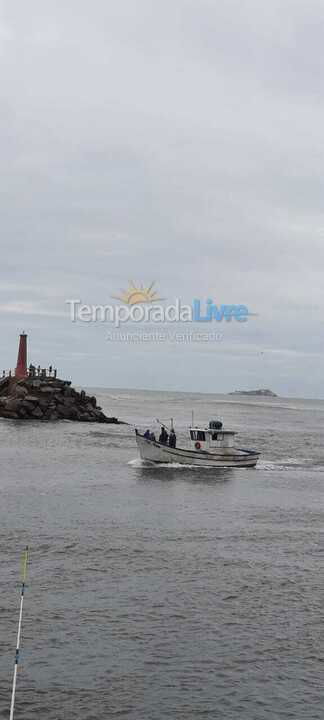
[
  {"x1": 129, "y1": 457, "x2": 324, "y2": 472},
  {"x1": 257, "y1": 458, "x2": 324, "y2": 472},
  {"x1": 128, "y1": 458, "x2": 232, "y2": 470}
]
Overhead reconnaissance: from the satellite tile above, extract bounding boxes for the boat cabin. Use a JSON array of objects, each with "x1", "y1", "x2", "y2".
[{"x1": 189, "y1": 420, "x2": 236, "y2": 451}]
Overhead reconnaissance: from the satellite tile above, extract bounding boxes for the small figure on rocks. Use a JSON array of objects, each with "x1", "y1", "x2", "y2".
[
  {"x1": 37, "y1": 365, "x2": 41, "y2": 376},
  {"x1": 49, "y1": 365, "x2": 52, "y2": 376}
]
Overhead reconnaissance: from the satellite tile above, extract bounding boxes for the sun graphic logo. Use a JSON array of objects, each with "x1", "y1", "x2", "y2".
[{"x1": 112, "y1": 281, "x2": 163, "y2": 305}]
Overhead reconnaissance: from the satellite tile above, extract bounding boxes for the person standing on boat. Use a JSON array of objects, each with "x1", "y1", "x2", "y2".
[
  {"x1": 159, "y1": 426, "x2": 168, "y2": 444},
  {"x1": 144, "y1": 429, "x2": 151, "y2": 439},
  {"x1": 169, "y1": 429, "x2": 176, "y2": 448}
]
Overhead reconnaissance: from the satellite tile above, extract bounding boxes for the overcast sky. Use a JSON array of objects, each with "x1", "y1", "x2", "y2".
[{"x1": 0, "y1": 0, "x2": 323, "y2": 397}]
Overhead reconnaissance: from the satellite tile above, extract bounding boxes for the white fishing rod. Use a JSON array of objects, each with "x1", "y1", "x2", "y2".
[
  {"x1": 9, "y1": 546, "x2": 29, "y2": 720},
  {"x1": 156, "y1": 418, "x2": 174, "y2": 431}
]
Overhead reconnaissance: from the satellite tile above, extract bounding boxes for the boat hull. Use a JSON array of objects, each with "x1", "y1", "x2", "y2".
[{"x1": 135, "y1": 433, "x2": 259, "y2": 468}]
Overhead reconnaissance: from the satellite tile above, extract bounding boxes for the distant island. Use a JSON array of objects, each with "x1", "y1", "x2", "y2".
[{"x1": 228, "y1": 389, "x2": 277, "y2": 397}]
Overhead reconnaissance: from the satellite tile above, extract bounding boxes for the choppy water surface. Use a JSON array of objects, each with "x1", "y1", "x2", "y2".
[{"x1": 0, "y1": 389, "x2": 323, "y2": 719}]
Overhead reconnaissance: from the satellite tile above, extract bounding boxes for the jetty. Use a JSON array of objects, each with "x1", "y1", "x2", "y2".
[{"x1": 0, "y1": 333, "x2": 119, "y2": 423}]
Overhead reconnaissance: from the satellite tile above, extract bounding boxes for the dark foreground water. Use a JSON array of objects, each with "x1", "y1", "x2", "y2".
[{"x1": 0, "y1": 389, "x2": 323, "y2": 719}]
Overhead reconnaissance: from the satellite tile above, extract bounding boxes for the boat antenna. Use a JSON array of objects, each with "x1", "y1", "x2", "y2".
[
  {"x1": 9, "y1": 546, "x2": 29, "y2": 720},
  {"x1": 191, "y1": 410, "x2": 194, "y2": 427}
]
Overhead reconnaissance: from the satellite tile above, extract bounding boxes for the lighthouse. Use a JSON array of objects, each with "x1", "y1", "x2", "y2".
[{"x1": 15, "y1": 332, "x2": 28, "y2": 379}]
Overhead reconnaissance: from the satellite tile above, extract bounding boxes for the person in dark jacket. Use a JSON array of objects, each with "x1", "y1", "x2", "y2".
[
  {"x1": 169, "y1": 429, "x2": 176, "y2": 448},
  {"x1": 159, "y1": 427, "x2": 168, "y2": 444},
  {"x1": 144, "y1": 429, "x2": 151, "y2": 439}
]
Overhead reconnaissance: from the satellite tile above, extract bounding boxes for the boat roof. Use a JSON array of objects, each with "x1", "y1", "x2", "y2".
[{"x1": 189, "y1": 426, "x2": 237, "y2": 435}]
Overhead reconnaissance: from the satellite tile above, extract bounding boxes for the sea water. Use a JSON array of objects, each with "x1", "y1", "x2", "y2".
[{"x1": 0, "y1": 389, "x2": 323, "y2": 719}]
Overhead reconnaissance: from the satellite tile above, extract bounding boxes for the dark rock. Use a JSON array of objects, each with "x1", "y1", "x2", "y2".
[
  {"x1": 53, "y1": 379, "x2": 71, "y2": 388},
  {"x1": 22, "y1": 400, "x2": 35, "y2": 411},
  {"x1": 17, "y1": 407, "x2": 27, "y2": 418},
  {"x1": 15, "y1": 385, "x2": 28, "y2": 398},
  {"x1": 80, "y1": 412, "x2": 91, "y2": 421},
  {"x1": 38, "y1": 397, "x2": 50, "y2": 409},
  {"x1": 67, "y1": 406, "x2": 79, "y2": 420},
  {"x1": 0, "y1": 375, "x2": 120, "y2": 424},
  {"x1": 6, "y1": 399, "x2": 22, "y2": 412},
  {"x1": 57, "y1": 405, "x2": 72, "y2": 419},
  {"x1": 32, "y1": 407, "x2": 43, "y2": 419}
]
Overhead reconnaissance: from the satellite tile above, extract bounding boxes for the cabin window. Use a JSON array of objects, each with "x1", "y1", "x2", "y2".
[
  {"x1": 190, "y1": 430, "x2": 206, "y2": 441},
  {"x1": 211, "y1": 432, "x2": 224, "y2": 441}
]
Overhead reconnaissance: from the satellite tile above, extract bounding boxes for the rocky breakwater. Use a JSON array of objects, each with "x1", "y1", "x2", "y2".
[{"x1": 0, "y1": 376, "x2": 119, "y2": 423}]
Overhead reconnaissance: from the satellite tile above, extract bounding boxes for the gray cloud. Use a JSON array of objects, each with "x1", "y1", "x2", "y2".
[{"x1": 0, "y1": 0, "x2": 323, "y2": 396}]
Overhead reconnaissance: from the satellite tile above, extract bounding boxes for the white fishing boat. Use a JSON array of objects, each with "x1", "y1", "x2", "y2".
[{"x1": 135, "y1": 420, "x2": 260, "y2": 468}]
